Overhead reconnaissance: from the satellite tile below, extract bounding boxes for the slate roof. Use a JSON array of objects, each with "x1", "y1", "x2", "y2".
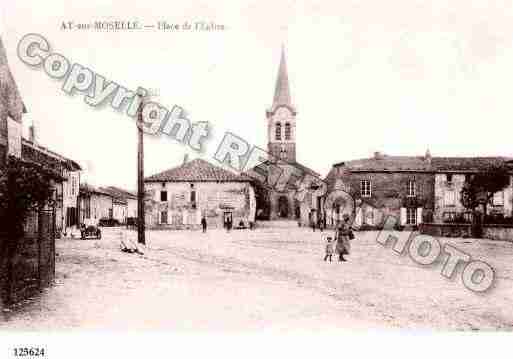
[
  {"x1": 268, "y1": 46, "x2": 296, "y2": 114},
  {"x1": 334, "y1": 154, "x2": 513, "y2": 173},
  {"x1": 145, "y1": 158, "x2": 252, "y2": 183}
]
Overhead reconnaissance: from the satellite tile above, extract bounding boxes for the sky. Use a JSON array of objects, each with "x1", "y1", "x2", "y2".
[{"x1": 2, "y1": 0, "x2": 513, "y2": 191}]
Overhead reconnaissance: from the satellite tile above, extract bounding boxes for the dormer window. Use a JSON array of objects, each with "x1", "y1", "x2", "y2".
[{"x1": 275, "y1": 122, "x2": 282, "y2": 141}]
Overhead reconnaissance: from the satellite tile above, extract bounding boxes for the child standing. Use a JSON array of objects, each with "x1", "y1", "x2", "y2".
[{"x1": 324, "y1": 236, "x2": 334, "y2": 262}]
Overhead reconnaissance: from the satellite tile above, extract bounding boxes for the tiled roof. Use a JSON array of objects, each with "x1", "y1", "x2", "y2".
[
  {"x1": 145, "y1": 158, "x2": 252, "y2": 183},
  {"x1": 338, "y1": 155, "x2": 432, "y2": 172},
  {"x1": 102, "y1": 186, "x2": 137, "y2": 200},
  {"x1": 0, "y1": 36, "x2": 26, "y2": 122},
  {"x1": 335, "y1": 154, "x2": 513, "y2": 173},
  {"x1": 22, "y1": 138, "x2": 82, "y2": 171},
  {"x1": 246, "y1": 159, "x2": 320, "y2": 177},
  {"x1": 431, "y1": 157, "x2": 512, "y2": 172},
  {"x1": 79, "y1": 184, "x2": 112, "y2": 196}
]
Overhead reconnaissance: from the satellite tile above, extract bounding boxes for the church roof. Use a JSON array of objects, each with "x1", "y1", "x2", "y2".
[
  {"x1": 145, "y1": 158, "x2": 252, "y2": 183},
  {"x1": 0, "y1": 36, "x2": 27, "y2": 122},
  {"x1": 268, "y1": 46, "x2": 296, "y2": 114}
]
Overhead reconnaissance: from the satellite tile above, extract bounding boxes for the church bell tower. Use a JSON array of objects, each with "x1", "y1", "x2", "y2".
[{"x1": 266, "y1": 46, "x2": 296, "y2": 163}]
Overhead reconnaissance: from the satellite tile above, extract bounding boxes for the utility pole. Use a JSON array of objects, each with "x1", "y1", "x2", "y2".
[{"x1": 137, "y1": 91, "x2": 146, "y2": 245}]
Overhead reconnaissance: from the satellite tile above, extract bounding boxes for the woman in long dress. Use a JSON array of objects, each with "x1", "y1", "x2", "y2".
[{"x1": 335, "y1": 219, "x2": 351, "y2": 262}]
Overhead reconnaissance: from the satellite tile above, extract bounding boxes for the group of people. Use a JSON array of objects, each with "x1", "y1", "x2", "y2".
[
  {"x1": 324, "y1": 216, "x2": 354, "y2": 262},
  {"x1": 310, "y1": 217, "x2": 326, "y2": 232},
  {"x1": 200, "y1": 216, "x2": 254, "y2": 233},
  {"x1": 200, "y1": 216, "x2": 232, "y2": 233}
]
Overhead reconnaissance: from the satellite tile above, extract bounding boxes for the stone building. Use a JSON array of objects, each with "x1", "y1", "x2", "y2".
[
  {"x1": 325, "y1": 151, "x2": 435, "y2": 228},
  {"x1": 79, "y1": 185, "x2": 137, "y2": 226},
  {"x1": 326, "y1": 151, "x2": 513, "y2": 228},
  {"x1": 246, "y1": 47, "x2": 323, "y2": 226},
  {"x1": 22, "y1": 138, "x2": 82, "y2": 234},
  {"x1": 0, "y1": 36, "x2": 26, "y2": 162},
  {"x1": 144, "y1": 158, "x2": 256, "y2": 229},
  {"x1": 101, "y1": 186, "x2": 137, "y2": 221}
]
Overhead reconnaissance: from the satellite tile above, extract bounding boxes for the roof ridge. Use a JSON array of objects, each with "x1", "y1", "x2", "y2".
[{"x1": 145, "y1": 158, "x2": 251, "y2": 182}]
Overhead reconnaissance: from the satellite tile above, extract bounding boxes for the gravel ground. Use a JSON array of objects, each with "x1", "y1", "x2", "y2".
[{"x1": 1, "y1": 226, "x2": 512, "y2": 331}]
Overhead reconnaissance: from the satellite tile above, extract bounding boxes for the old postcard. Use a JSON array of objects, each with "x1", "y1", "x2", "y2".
[{"x1": 0, "y1": 1, "x2": 512, "y2": 358}]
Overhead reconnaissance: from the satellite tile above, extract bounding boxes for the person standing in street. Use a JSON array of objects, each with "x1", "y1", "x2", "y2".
[
  {"x1": 335, "y1": 216, "x2": 352, "y2": 262},
  {"x1": 324, "y1": 236, "x2": 334, "y2": 262},
  {"x1": 201, "y1": 216, "x2": 207, "y2": 233}
]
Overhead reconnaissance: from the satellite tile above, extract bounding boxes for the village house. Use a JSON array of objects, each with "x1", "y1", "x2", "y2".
[
  {"x1": 1, "y1": 34, "x2": 82, "y2": 237},
  {"x1": 22, "y1": 136, "x2": 82, "y2": 235},
  {"x1": 78, "y1": 185, "x2": 113, "y2": 226},
  {"x1": 326, "y1": 151, "x2": 435, "y2": 228},
  {"x1": 326, "y1": 151, "x2": 513, "y2": 228},
  {"x1": 101, "y1": 186, "x2": 137, "y2": 222},
  {"x1": 144, "y1": 158, "x2": 256, "y2": 229},
  {"x1": 0, "y1": 37, "x2": 25, "y2": 161},
  {"x1": 78, "y1": 185, "x2": 137, "y2": 226}
]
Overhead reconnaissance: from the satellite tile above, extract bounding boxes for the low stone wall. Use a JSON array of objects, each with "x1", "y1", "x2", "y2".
[
  {"x1": 420, "y1": 222, "x2": 513, "y2": 242},
  {"x1": 482, "y1": 224, "x2": 513, "y2": 243},
  {"x1": 419, "y1": 223, "x2": 472, "y2": 238}
]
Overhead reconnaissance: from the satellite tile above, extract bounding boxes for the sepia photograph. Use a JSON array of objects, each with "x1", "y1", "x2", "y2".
[{"x1": 0, "y1": 1, "x2": 512, "y2": 358}]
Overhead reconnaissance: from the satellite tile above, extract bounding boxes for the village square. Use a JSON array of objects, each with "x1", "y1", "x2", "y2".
[{"x1": 1, "y1": 28, "x2": 513, "y2": 330}]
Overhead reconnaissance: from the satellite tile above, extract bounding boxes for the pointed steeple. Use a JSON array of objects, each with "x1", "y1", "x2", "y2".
[{"x1": 272, "y1": 45, "x2": 293, "y2": 108}]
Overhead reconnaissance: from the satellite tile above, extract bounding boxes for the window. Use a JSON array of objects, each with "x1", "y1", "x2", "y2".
[
  {"x1": 406, "y1": 207, "x2": 417, "y2": 225},
  {"x1": 161, "y1": 211, "x2": 168, "y2": 224},
  {"x1": 464, "y1": 174, "x2": 471, "y2": 182},
  {"x1": 446, "y1": 174, "x2": 453, "y2": 184},
  {"x1": 160, "y1": 190, "x2": 168, "y2": 202},
  {"x1": 493, "y1": 191, "x2": 504, "y2": 206},
  {"x1": 85, "y1": 197, "x2": 91, "y2": 219},
  {"x1": 285, "y1": 123, "x2": 291, "y2": 140},
  {"x1": 275, "y1": 122, "x2": 282, "y2": 140},
  {"x1": 360, "y1": 180, "x2": 371, "y2": 197},
  {"x1": 70, "y1": 176, "x2": 76, "y2": 196},
  {"x1": 444, "y1": 190, "x2": 456, "y2": 206},
  {"x1": 407, "y1": 179, "x2": 416, "y2": 197}
]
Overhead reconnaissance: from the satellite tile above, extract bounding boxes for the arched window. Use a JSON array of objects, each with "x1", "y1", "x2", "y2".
[
  {"x1": 285, "y1": 123, "x2": 291, "y2": 140},
  {"x1": 275, "y1": 122, "x2": 282, "y2": 140}
]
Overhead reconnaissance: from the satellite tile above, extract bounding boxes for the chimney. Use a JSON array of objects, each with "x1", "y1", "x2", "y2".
[
  {"x1": 374, "y1": 151, "x2": 385, "y2": 160},
  {"x1": 424, "y1": 148, "x2": 432, "y2": 163}
]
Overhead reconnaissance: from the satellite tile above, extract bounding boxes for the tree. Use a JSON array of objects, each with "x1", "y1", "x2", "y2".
[
  {"x1": 0, "y1": 156, "x2": 55, "y2": 305},
  {"x1": 460, "y1": 164, "x2": 510, "y2": 237},
  {"x1": 460, "y1": 164, "x2": 510, "y2": 216}
]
